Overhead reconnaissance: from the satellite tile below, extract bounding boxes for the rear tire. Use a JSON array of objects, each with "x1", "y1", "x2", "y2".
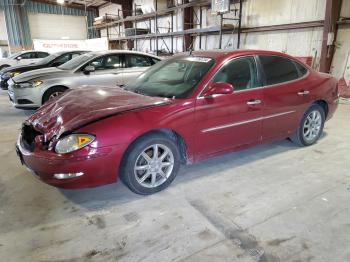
[
  {"x1": 42, "y1": 86, "x2": 67, "y2": 104},
  {"x1": 290, "y1": 104, "x2": 325, "y2": 146},
  {"x1": 120, "y1": 133, "x2": 180, "y2": 195}
]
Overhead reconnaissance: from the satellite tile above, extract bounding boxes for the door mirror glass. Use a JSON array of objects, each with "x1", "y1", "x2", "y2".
[
  {"x1": 84, "y1": 65, "x2": 95, "y2": 74},
  {"x1": 202, "y1": 82, "x2": 234, "y2": 97}
]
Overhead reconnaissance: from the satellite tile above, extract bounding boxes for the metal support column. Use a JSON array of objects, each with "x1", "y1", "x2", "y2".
[
  {"x1": 319, "y1": 0, "x2": 343, "y2": 73},
  {"x1": 199, "y1": 6, "x2": 202, "y2": 49},
  {"x1": 155, "y1": 0, "x2": 159, "y2": 55},
  {"x1": 219, "y1": 13, "x2": 223, "y2": 49},
  {"x1": 171, "y1": 12, "x2": 174, "y2": 54},
  {"x1": 237, "y1": 0, "x2": 243, "y2": 49}
]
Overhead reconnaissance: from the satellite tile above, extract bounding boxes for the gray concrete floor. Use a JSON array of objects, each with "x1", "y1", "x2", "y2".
[{"x1": 0, "y1": 90, "x2": 350, "y2": 262}]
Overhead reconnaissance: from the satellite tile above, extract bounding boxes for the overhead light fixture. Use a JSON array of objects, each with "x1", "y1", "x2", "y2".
[{"x1": 57, "y1": 0, "x2": 64, "y2": 4}]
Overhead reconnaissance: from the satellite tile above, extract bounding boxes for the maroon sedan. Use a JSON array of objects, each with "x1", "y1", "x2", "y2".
[{"x1": 16, "y1": 50, "x2": 339, "y2": 194}]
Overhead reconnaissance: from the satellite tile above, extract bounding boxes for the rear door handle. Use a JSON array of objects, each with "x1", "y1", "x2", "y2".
[
  {"x1": 297, "y1": 90, "x2": 310, "y2": 96},
  {"x1": 247, "y1": 99, "x2": 262, "y2": 105}
]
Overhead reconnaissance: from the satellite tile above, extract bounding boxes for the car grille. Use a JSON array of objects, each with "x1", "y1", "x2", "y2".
[
  {"x1": 0, "y1": 77, "x2": 8, "y2": 89},
  {"x1": 21, "y1": 123, "x2": 42, "y2": 152}
]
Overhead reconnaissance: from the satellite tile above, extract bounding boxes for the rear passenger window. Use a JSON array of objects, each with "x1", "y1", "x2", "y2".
[
  {"x1": 294, "y1": 62, "x2": 308, "y2": 77},
  {"x1": 127, "y1": 55, "x2": 153, "y2": 67},
  {"x1": 36, "y1": 52, "x2": 49, "y2": 58},
  {"x1": 259, "y1": 55, "x2": 299, "y2": 85}
]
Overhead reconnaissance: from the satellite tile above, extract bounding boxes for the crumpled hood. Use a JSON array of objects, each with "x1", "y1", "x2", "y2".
[
  {"x1": 13, "y1": 67, "x2": 67, "y2": 83},
  {"x1": 26, "y1": 86, "x2": 170, "y2": 141}
]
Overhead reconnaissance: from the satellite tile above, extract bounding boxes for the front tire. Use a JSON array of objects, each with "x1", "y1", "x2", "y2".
[
  {"x1": 120, "y1": 133, "x2": 180, "y2": 195},
  {"x1": 42, "y1": 86, "x2": 67, "y2": 104},
  {"x1": 290, "y1": 104, "x2": 325, "y2": 146}
]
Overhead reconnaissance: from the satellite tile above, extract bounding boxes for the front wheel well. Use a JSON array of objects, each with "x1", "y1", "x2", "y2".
[
  {"x1": 42, "y1": 85, "x2": 69, "y2": 104},
  {"x1": 313, "y1": 100, "x2": 328, "y2": 119},
  {"x1": 121, "y1": 129, "x2": 189, "y2": 168}
]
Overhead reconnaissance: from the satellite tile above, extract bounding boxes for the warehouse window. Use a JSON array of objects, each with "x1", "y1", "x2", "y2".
[
  {"x1": 213, "y1": 56, "x2": 258, "y2": 91},
  {"x1": 259, "y1": 55, "x2": 299, "y2": 85}
]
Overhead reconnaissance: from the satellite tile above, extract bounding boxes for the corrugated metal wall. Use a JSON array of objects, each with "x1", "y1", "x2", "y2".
[
  {"x1": 0, "y1": 0, "x2": 23, "y2": 47},
  {"x1": 0, "y1": 0, "x2": 97, "y2": 50}
]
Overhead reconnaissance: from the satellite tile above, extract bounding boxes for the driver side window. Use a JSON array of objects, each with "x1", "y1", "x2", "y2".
[
  {"x1": 86, "y1": 57, "x2": 105, "y2": 70},
  {"x1": 52, "y1": 54, "x2": 71, "y2": 66},
  {"x1": 213, "y1": 56, "x2": 258, "y2": 91},
  {"x1": 85, "y1": 55, "x2": 122, "y2": 71},
  {"x1": 18, "y1": 52, "x2": 36, "y2": 59}
]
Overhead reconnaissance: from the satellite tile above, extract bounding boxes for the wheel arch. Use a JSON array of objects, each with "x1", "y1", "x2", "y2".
[
  {"x1": 313, "y1": 100, "x2": 328, "y2": 118},
  {"x1": 42, "y1": 85, "x2": 69, "y2": 104},
  {"x1": 121, "y1": 128, "x2": 190, "y2": 169}
]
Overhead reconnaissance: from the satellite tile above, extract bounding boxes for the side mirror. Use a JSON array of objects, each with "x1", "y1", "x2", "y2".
[
  {"x1": 16, "y1": 56, "x2": 22, "y2": 61},
  {"x1": 202, "y1": 82, "x2": 234, "y2": 97},
  {"x1": 83, "y1": 65, "x2": 95, "y2": 74}
]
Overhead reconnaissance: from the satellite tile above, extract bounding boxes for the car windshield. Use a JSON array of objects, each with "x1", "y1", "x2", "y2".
[
  {"x1": 34, "y1": 53, "x2": 60, "y2": 65},
  {"x1": 124, "y1": 56, "x2": 215, "y2": 98},
  {"x1": 58, "y1": 53, "x2": 95, "y2": 70},
  {"x1": 8, "y1": 52, "x2": 21, "y2": 59}
]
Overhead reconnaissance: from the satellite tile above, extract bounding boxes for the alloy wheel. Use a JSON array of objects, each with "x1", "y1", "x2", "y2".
[
  {"x1": 48, "y1": 91, "x2": 62, "y2": 100},
  {"x1": 134, "y1": 144, "x2": 174, "y2": 188},
  {"x1": 303, "y1": 110, "x2": 322, "y2": 142}
]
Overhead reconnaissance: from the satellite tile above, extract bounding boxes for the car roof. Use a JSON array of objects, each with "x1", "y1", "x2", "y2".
[
  {"x1": 53, "y1": 50, "x2": 88, "y2": 55},
  {"x1": 180, "y1": 49, "x2": 295, "y2": 60},
  {"x1": 20, "y1": 50, "x2": 48, "y2": 53},
  {"x1": 89, "y1": 50, "x2": 160, "y2": 59}
]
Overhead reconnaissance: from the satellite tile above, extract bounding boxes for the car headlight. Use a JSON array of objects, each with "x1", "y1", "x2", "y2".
[
  {"x1": 33, "y1": 80, "x2": 43, "y2": 87},
  {"x1": 17, "y1": 80, "x2": 43, "y2": 88},
  {"x1": 10, "y1": 72, "x2": 21, "y2": 77},
  {"x1": 17, "y1": 82, "x2": 33, "y2": 88},
  {"x1": 55, "y1": 134, "x2": 95, "y2": 154}
]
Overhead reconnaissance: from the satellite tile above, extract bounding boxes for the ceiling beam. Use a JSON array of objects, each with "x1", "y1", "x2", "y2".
[{"x1": 29, "y1": 0, "x2": 99, "y2": 13}]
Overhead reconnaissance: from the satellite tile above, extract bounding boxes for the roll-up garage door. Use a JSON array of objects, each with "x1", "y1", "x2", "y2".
[
  {"x1": 28, "y1": 13, "x2": 87, "y2": 40},
  {"x1": 0, "y1": 11, "x2": 8, "y2": 41}
]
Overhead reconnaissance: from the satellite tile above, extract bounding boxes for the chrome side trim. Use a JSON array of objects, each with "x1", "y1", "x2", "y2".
[
  {"x1": 202, "y1": 117, "x2": 263, "y2": 133},
  {"x1": 201, "y1": 110, "x2": 296, "y2": 133},
  {"x1": 263, "y1": 110, "x2": 296, "y2": 120}
]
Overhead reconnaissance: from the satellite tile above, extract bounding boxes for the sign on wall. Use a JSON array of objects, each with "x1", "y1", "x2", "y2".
[
  {"x1": 33, "y1": 38, "x2": 109, "y2": 53},
  {"x1": 212, "y1": 0, "x2": 230, "y2": 14}
]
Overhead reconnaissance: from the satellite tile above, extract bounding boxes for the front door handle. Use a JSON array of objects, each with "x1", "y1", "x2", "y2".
[
  {"x1": 247, "y1": 99, "x2": 262, "y2": 105},
  {"x1": 297, "y1": 90, "x2": 310, "y2": 96}
]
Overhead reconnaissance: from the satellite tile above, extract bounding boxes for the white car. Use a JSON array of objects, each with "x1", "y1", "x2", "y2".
[
  {"x1": 8, "y1": 50, "x2": 161, "y2": 108},
  {"x1": 0, "y1": 51, "x2": 49, "y2": 70}
]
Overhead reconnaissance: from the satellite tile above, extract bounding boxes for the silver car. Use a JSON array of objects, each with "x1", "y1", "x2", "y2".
[
  {"x1": 0, "y1": 50, "x2": 49, "y2": 70},
  {"x1": 8, "y1": 50, "x2": 161, "y2": 108}
]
